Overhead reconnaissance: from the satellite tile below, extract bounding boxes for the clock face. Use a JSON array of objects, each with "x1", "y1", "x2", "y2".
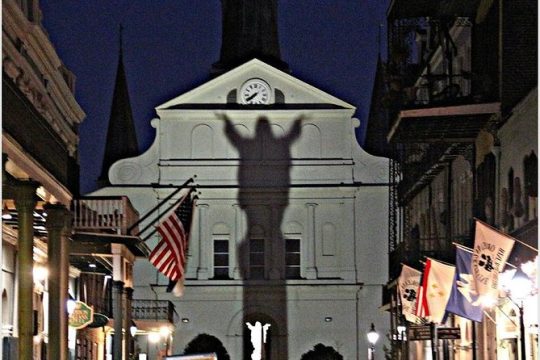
[{"x1": 240, "y1": 79, "x2": 271, "y2": 105}]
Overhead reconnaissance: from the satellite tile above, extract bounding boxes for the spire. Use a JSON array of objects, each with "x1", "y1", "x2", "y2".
[
  {"x1": 98, "y1": 25, "x2": 139, "y2": 188},
  {"x1": 211, "y1": 0, "x2": 289, "y2": 76}
]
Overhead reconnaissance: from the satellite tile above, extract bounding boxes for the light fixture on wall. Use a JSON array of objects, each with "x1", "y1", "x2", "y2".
[
  {"x1": 2, "y1": 205, "x2": 12, "y2": 220},
  {"x1": 324, "y1": 317, "x2": 333, "y2": 322},
  {"x1": 130, "y1": 321, "x2": 138, "y2": 337}
]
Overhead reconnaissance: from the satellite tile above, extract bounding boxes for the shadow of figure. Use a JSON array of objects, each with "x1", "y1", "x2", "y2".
[{"x1": 218, "y1": 113, "x2": 303, "y2": 360}]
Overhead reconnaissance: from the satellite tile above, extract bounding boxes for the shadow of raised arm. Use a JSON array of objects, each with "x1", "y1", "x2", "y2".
[
  {"x1": 283, "y1": 114, "x2": 306, "y2": 143},
  {"x1": 216, "y1": 112, "x2": 242, "y2": 146}
]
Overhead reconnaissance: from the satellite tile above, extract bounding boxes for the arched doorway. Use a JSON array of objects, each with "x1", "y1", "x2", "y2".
[{"x1": 243, "y1": 313, "x2": 278, "y2": 360}]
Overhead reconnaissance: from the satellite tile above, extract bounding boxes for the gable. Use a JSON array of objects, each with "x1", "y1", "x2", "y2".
[{"x1": 156, "y1": 59, "x2": 355, "y2": 110}]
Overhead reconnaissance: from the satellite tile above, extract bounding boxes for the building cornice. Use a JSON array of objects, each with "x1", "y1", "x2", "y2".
[{"x1": 2, "y1": 1, "x2": 85, "y2": 156}]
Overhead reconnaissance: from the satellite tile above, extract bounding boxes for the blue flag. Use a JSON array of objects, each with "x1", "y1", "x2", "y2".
[{"x1": 446, "y1": 247, "x2": 483, "y2": 322}]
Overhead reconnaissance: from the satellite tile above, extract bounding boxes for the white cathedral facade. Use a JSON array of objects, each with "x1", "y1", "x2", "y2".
[{"x1": 93, "y1": 58, "x2": 390, "y2": 359}]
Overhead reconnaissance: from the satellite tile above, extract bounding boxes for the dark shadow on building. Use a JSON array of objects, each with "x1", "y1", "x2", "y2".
[{"x1": 220, "y1": 113, "x2": 303, "y2": 359}]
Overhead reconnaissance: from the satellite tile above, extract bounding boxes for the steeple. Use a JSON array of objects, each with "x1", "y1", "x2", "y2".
[
  {"x1": 98, "y1": 26, "x2": 139, "y2": 188},
  {"x1": 211, "y1": 0, "x2": 289, "y2": 76}
]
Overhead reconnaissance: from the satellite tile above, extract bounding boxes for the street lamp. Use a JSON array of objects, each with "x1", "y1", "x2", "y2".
[
  {"x1": 397, "y1": 322, "x2": 407, "y2": 360},
  {"x1": 509, "y1": 267, "x2": 533, "y2": 360},
  {"x1": 367, "y1": 323, "x2": 379, "y2": 360}
]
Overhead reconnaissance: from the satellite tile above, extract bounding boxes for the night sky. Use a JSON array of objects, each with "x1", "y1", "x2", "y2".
[{"x1": 40, "y1": 1, "x2": 389, "y2": 194}]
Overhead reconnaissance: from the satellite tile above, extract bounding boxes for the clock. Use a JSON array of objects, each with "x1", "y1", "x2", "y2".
[{"x1": 240, "y1": 78, "x2": 271, "y2": 105}]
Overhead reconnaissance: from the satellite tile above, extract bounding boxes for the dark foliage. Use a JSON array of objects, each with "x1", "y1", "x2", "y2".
[
  {"x1": 300, "y1": 343, "x2": 344, "y2": 360},
  {"x1": 183, "y1": 333, "x2": 230, "y2": 360}
]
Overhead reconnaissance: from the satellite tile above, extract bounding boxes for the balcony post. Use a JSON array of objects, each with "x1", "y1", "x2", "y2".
[
  {"x1": 13, "y1": 180, "x2": 38, "y2": 360},
  {"x1": 44, "y1": 203, "x2": 72, "y2": 360},
  {"x1": 112, "y1": 280, "x2": 124, "y2": 359},
  {"x1": 125, "y1": 287, "x2": 134, "y2": 359}
]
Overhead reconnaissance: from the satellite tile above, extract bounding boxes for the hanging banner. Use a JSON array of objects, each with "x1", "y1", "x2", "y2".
[{"x1": 472, "y1": 220, "x2": 515, "y2": 303}]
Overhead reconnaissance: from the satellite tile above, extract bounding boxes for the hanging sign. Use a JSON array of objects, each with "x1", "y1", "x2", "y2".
[
  {"x1": 407, "y1": 325, "x2": 432, "y2": 341},
  {"x1": 68, "y1": 301, "x2": 94, "y2": 329}
]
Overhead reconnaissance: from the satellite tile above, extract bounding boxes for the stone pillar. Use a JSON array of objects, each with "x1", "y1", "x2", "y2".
[
  {"x1": 268, "y1": 204, "x2": 281, "y2": 279},
  {"x1": 44, "y1": 203, "x2": 72, "y2": 360},
  {"x1": 197, "y1": 204, "x2": 209, "y2": 279},
  {"x1": 232, "y1": 204, "x2": 242, "y2": 279},
  {"x1": 14, "y1": 181, "x2": 38, "y2": 360},
  {"x1": 124, "y1": 287, "x2": 134, "y2": 359},
  {"x1": 112, "y1": 280, "x2": 124, "y2": 360},
  {"x1": 305, "y1": 203, "x2": 318, "y2": 279}
]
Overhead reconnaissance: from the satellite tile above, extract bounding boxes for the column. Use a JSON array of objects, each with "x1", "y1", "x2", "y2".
[
  {"x1": 14, "y1": 180, "x2": 38, "y2": 360},
  {"x1": 232, "y1": 204, "x2": 241, "y2": 279},
  {"x1": 305, "y1": 203, "x2": 318, "y2": 279},
  {"x1": 44, "y1": 203, "x2": 72, "y2": 360},
  {"x1": 112, "y1": 280, "x2": 124, "y2": 360},
  {"x1": 124, "y1": 287, "x2": 134, "y2": 359},
  {"x1": 268, "y1": 204, "x2": 281, "y2": 279},
  {"x1": 197, "y1": 204, "x2": 209, "y2": 279}
]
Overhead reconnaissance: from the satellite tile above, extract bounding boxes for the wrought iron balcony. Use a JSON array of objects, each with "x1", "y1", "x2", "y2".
[
  {"x1": 389, "y1": 237, "x2": 458, "y2": 280},
  {"x1": 132, "y1": 300, "x2": 175, "y2": 324},
  {"x1": 72, "y1": 196, "x2": 139, "y2": 235}
]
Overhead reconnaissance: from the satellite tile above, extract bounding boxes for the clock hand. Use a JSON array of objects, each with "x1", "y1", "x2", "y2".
[{"x1": 246, "y1": 92, "x2": 259, "y2": 102}]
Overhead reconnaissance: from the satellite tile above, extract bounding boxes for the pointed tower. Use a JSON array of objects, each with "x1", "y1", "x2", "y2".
[
  {"x1": 211, "y1": 0, "x2": 289, "y2": 76},
  {"x1": 98, "y1": 26, "x2": 139, "y2": 188}
]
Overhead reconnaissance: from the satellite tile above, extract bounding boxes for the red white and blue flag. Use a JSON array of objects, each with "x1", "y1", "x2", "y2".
[{"x1": 149, "y1": 193, "x2": 194, "y2": 296}]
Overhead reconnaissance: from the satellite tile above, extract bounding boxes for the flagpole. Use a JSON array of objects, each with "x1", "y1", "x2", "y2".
[
  {"x1": 423, "y1": 256, "x2": 454, "y2": 267},
  {"x1": 451, "y1": 242, "x2": 517, "y2": 269},
  {"x1": 474, "y1": 218, "x2": 538, "y2": 253},
  {"x1": 127, "y1": 177, "x2": 194, "y2": 234}
]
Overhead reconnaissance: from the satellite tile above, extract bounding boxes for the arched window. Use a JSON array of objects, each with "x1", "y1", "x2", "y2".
[
  {"x1": 191, "y1": 124, "x2": 213, "y2": 158},
  {"x1": 2, "y1": 290, "x2": 9, "y2": 328},
  {"x1": 523, "y1": 151, "x2": 538, "y2": 220},
  {"x1": 476, "y1": 153, "x2": 496, "y2": 224},
  {"x1": 295, "y1": 124, "x2": 322, "y2": 158}
]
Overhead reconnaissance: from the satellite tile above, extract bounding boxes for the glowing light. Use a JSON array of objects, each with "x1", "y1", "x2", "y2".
[
  {"x1": 130, "y1": 323, "x2": 138, "y2": 337},
  {"x1": 367, "y1": 323, "x2": 379, "y2": 345},
  {"x1": 159, "y1": 326, "x2": 171, "y2": 337},
  {"x1": 509, "y1": 268, "x2": 533, "y2": 301},
  {"x1": 148, "y1": 332, "x2": 160, "y2": 343},
  {"x1": 33, "y1": 265, "x2": 49, "y2": 282},
  {"x1": 480, "y1": 295, "x2": 497, "y2": 308},
  {"x1": 67, "y1": 299, "x2": 76, "y2": 315}
]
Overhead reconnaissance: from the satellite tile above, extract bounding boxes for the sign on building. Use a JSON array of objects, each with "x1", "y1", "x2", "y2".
[{"x1": 68, "y1": 301, "x2": 94, "y2": 329}]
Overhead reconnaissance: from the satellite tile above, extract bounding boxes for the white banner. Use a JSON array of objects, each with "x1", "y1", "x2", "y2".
[
  {"x1": 398, "y1": 264, "x2": 422, "y2": 322},
  {"x1": 424, "y1": 259, "x2": 455, "y2": 324},
  {"x1": 472, "y1": 220, "x2": 515, "y2": 302}
]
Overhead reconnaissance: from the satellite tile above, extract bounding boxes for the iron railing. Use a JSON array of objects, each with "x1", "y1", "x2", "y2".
[
  {"x1": 72, "y1": 196, "x2": 139, "y2": 235},
  {"x1": 131, "y1": 300, "x2": 175, "y2": 323}
]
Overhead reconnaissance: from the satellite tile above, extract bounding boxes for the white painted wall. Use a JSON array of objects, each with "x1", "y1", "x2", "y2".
[{"x1": 94, "y1": 60, "x2": 390, "y2": 359}]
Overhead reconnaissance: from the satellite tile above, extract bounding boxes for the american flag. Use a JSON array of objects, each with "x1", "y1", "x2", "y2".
[{"x1": 149, "y1": 193, "x2": 193, "y2": 287}]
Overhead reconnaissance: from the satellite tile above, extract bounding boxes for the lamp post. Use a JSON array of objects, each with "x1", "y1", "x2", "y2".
[
  {"x1": 509, "y1": 267, "x2": 533, "y2": 360},
  {"x1": 397, "y1": 323, "x2": 407, "y2": 359},
  {"x1": 367, "y1": 323, "x2": 380, "y2": 360}
]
